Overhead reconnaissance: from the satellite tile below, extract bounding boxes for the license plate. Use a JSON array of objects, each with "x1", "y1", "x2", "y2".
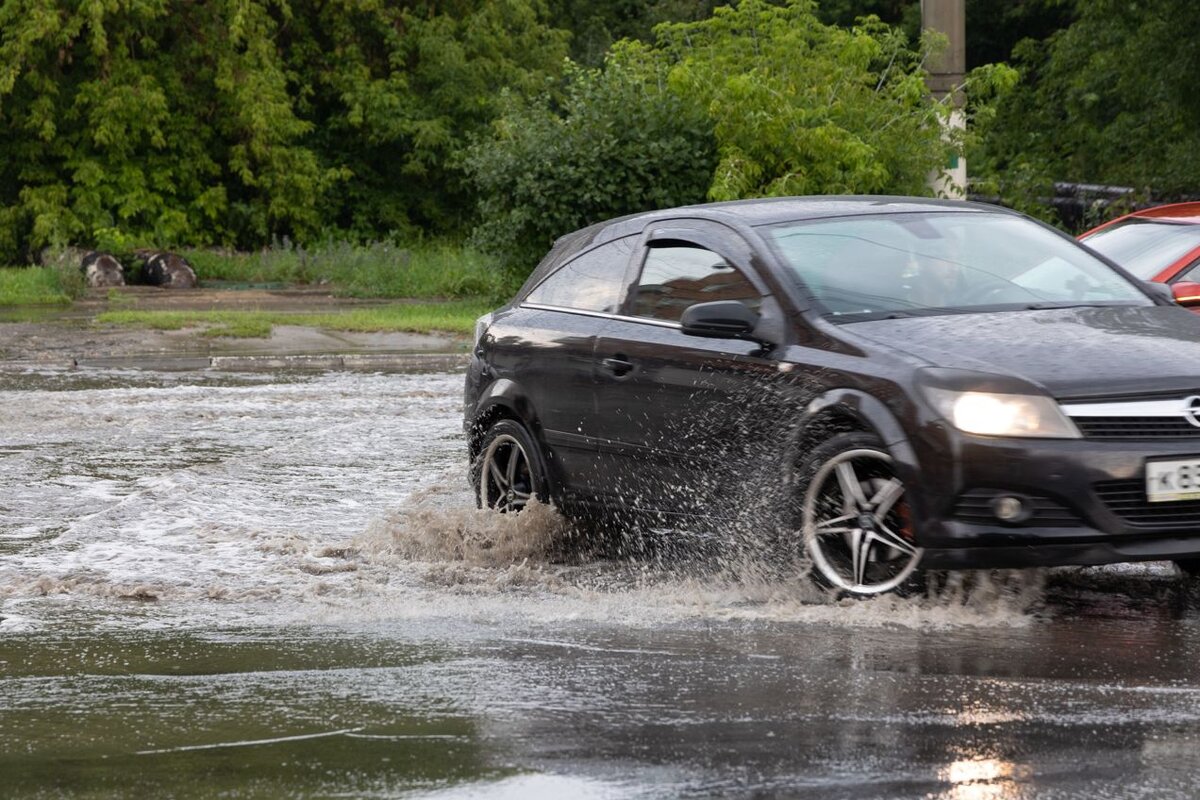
[{"x1": 1146, "y1": 458, "x2": 1200, "y2": 502}]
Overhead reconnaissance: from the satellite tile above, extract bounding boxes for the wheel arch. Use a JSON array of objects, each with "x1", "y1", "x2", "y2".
[
  {"x1": 467, "y1": 378, "x2": 543, "y2": 461},
  {"x1": 789, "y1": 389, "x2": 921, "y2": 487}
]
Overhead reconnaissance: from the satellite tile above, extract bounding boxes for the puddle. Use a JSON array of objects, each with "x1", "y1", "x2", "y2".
[{"x1": 5, "y1": 369, "x2": 1200, "y2": 798}]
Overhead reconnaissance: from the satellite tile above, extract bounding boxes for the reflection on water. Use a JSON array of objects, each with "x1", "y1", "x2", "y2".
[
  {"x1": 8, "y1": 619, "x2": 1200, "y2": 799},
  {"x1": 939, "y1": 759, "x2": 1032, "y2": 800}
]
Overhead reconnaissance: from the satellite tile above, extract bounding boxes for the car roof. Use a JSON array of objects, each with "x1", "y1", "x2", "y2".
[
  {"x1": 517, "y1": 195, "x2": 1010, "y2": 300},
  {"x1": 599, "y1": 195, "x2": 1001, "y2": 232},
  {"x1": 1125, "y1": 202, "x2": 1200, "y2": 225}
]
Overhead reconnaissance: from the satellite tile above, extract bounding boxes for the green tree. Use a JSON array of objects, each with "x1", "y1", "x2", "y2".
[
  {"x1": 814, "y1": 0, "x2": 1075, "y2": 68},
  {"x1": 0, "y1": 0, "x2": 568, "y2": 261},
  {"x1": 469, "y1": 0, "x2": 1005, "y2": 274},
  {"x1": 972, "y1": 0, "x2": 1200, "y2": 221},
  {"x1": 964, "y1": 0, "x2": 1074, "y2": 68},
  {"x1": 0, "y1": 0, "x2": 331, "y2": 258},
  {"x1": 289, "y1": 0, "x2": 569, "y2": 237},
  {"x1": 660, "y1": 0, "x2": 958, "y2": 200},
  {"x1": 466, "y1": 45, "x2": 717, "y2": 273},
  {"x1": 544, "y1": 0, "x2": 717, "y2": 66}
]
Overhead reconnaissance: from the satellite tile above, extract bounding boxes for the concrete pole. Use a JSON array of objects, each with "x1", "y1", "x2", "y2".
[{"x1": 921, "y1": 0, "x2": 967, "y2": 197}]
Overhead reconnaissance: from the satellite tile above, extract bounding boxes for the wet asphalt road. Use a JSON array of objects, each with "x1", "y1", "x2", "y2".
[{"x1": 4, "y1": 367, "x2": 1200, "y2": 798}]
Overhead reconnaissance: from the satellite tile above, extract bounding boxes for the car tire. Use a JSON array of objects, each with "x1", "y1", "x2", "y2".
[
  {"x1": 471, "y1": 419, "x2": 549, "y2": 513},
  {"x1": 795, "y1": 430, "x2": 924, "y2": 596}
]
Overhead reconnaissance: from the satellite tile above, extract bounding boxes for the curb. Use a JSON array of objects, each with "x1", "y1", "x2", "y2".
[{"x1": 0, "y1": 352, "x2": 471, "y2": 373}]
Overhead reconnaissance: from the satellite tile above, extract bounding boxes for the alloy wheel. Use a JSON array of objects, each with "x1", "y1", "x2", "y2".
[
  {"x1": 802, "y1": 447, "x2": 923, "y2": 595},
  {"x1": 478, "y1": 433, "x2": 534, "y2": 513}
]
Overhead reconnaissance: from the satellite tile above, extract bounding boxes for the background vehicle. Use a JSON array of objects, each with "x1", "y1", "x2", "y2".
[
  {"x1": 1080, "y1": 202, "x2": 1200, "y2": 310},
  {"x1": 465, "y1": 196, "x2": 1200, "y2": 596}
]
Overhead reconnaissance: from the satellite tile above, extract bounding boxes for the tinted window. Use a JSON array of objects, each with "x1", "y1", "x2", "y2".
[
  {"x1": 767, "y1": 212, "x2": 1149, "y2": 320},
  {"x1": 632, "y1": 245, "x2": 762, "y2": 322},
  {"x1": 1084, "y1": 219, "x2": 1200, "y2": 279},
  {"x1": 1178, "y1": 260, "x2": 1200, "y2": 283},
  {"x1": 526, "y1": 237, "x2": 634, "y2": 312}
]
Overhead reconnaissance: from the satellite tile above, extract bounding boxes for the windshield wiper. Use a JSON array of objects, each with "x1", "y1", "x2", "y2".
[{"x1": 1023, "y1": 301, "x2": 1140, "y2": 310}]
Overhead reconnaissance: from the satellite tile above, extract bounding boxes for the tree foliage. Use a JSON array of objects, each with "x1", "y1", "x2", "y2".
[
  {"x1": 0, "y1": 0, "x2": 1086, "y2": 270},
  {"x1": 544, "y1": 0, "x2": 716, "y2": 66},
  {"x1": 814, "y1": 0, "x2": 1076, "y2": 69},
  {"x1": 291, "y1": 0, "x2": 569, "y2": 236},
  {"x1": 971, "y1": 0, "x2": 1200, "y2": 217},
  {"x1": 466, "y1": 46, "x2": 717, "y2": 273},
  {"x1": 0, "y1": 0, "x2": 567, "y2": 261},
  {"x1": 468, "y1": 0, "x2": 980, "y2": 271},
  {"x1": 660, "y1": 0, "x2": 957, "y2": 200}
]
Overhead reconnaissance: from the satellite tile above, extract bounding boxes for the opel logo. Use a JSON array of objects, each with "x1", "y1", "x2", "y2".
[{"x1": 1184, "y1": 396, "x2": 1200, "y2": 428}]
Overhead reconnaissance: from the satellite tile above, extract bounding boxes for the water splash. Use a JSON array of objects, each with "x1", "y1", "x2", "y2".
[{"x1": 0, "y1": 367, "x2": 1062, "y2": 632}]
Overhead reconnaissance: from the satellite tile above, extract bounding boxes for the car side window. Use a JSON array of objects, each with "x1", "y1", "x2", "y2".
[
  {"x1": 526, "y1": 236, "x2": 635, "y2": 313},
  {"x1": 631, "y1": 243, "x2": 762, "y2": 322},
  {"x1": 1176, "y1": 259, "x2": 1200, "y2": 284}
]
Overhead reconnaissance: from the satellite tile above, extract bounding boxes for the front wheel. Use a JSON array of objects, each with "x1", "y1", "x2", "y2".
[
  {"x1": 472, "y1": 419, "x2": 548, "y2": 513},
  {"x1": 798, "y1": 431, "x2": 923, "y2": 596}
]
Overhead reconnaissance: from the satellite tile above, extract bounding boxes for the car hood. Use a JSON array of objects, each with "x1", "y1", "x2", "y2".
[{"x1": 845, "y1": 305, "x2": 1200, "y2": 400}]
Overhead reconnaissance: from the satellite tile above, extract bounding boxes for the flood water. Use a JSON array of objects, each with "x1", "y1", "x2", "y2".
[{"x1": 4, "y1": 368, "x2": 1200, "y2": 798}]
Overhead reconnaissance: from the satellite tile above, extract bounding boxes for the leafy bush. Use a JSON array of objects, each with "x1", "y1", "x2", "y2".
[
  {"x1": 0, "y1": 0, "x2": 567, "y2": 262},
  {"x1": 466, "y1": 45, "x2": 717, "y2": 273},
  {"x1": 468, "y1": 0, "x2": 982, "y2": 274},
  {"x1": 970, "y1": 0, "x2": 1200, "y2": 222},
  {"x1": 659, "y1": 0, "x2": 959, "y2": 200}
]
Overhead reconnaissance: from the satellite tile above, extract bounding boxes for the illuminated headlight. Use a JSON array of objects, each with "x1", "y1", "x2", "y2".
[{"x1": 923, "y1": 387, "x2": 1081, "y2": 439}]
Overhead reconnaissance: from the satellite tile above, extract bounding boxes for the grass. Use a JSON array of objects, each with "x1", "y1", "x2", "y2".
[
  {"x1": 3, "y1": 243, "x2": 516, "y2": 348},
  {"x1": 182, "y1": 241, "x2": 517, "y2": 302},
  {"x1": 0, "y1": 267, "x2": 76, "y2": 305},
  {"x1": 96, "y1": 300, "x2": 492, "y2": 338}
]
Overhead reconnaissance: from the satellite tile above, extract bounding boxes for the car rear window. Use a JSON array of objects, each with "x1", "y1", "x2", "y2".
[{"x1": 525, "y1": 236, "x2": 636, "y2": 313}]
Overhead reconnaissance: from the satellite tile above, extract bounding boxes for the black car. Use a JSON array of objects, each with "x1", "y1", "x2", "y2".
[{"x1": 464, "y1": 196, "x2": 1200, "y2": 595}]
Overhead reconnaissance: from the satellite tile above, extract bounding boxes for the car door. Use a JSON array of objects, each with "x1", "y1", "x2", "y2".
[
  {"x1": 591, "y1": 221, "x2": 786, "y2": 519},
  {"x1": 490, "y1": 235, "x2": 638, "y2": 497}
]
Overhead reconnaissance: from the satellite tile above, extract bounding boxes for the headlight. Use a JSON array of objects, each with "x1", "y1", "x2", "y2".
[{"x1": 923, "y1": 387, "x2": 1081, "y2": 439}]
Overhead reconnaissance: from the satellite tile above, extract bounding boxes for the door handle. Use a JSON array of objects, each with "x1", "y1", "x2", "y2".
[{"x1": 601, "y1": 355, "x2": 633, "y2": 376}]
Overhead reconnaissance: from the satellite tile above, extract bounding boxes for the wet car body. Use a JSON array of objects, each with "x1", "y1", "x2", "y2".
[{"x1": 465, "y1": 196, "x2": 1200, "y2": 589}]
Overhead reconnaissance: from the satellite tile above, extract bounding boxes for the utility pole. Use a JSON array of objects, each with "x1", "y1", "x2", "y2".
[{"x1": 921, "y1": 0, "x2": 967, "y2": 197}]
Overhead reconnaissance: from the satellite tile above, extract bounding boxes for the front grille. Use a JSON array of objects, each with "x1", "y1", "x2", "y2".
[
  {"x1": 1073, "y1": 417, "x2": 1200, "y2": 440},
  {"x1": 953, "y1": 490, "x2": 1082, "y2": 526},
  {"x1": 1095, "y1": 479, "x2": 1200, "y2": 529}
]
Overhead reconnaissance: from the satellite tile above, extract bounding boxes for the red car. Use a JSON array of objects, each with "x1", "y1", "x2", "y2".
[{"x1": 1080, "y1": 202, "x2": 1200, "y2": 308}]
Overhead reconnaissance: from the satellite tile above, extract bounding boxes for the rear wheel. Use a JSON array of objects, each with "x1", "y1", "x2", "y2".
[
  {"x1": 798, "y1": 431, "x2": 923, "y2": 596},
  {"x1": 472, "y1": 419, "x2": 547, "y2": 512}
]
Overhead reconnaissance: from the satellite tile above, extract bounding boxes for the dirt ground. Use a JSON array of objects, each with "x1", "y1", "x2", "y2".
[{"x1": 0, "y1": 287, "x2": 465, "y2": 367}]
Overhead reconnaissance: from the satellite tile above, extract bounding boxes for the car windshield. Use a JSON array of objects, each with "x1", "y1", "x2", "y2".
[
  {"x1": 1081, "y1": 219, "x2": 1200, "y2": 279},
  {"x1": 765, "y1": 211, "x2": 1151, "y2": 320}
]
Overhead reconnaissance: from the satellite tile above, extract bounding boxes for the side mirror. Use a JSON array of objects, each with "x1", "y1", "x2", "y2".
[
  {"x1": 1172, "y1": 281, "x2": 1200, "y2": 308},
  {"x1": 680, "y1": 300, "x2": 760, "y2": 339}
]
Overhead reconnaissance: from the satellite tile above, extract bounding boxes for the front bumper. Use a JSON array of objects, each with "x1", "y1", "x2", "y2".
[{"x1": 910, "y1": 426, "x2": 1200, "y2": 569}]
